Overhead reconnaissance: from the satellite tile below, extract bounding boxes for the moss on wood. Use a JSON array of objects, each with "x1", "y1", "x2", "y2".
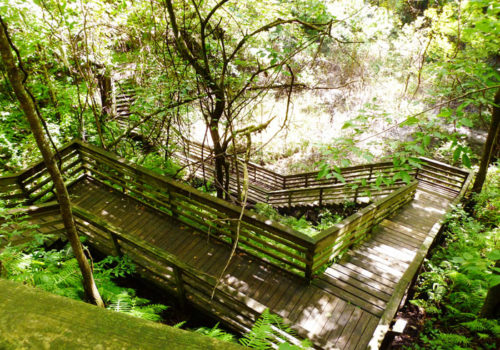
[{"x1": 0, "y1": 279, "x2": 243, "y2": 350}]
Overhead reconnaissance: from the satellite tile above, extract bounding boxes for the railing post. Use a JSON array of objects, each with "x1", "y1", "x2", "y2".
[
  {"x1": 110, "y1": 232, "x2": 122, "y2": 257},
  {"x1": 354, "y1": 187, "x2": 359, "y2": 203},
  {"x1": 288, "y1": 192, "x2": 292, "y2": 207},
  {"x1": 305, "y1": 174, "x2": 308, "y2": 188},
  {"x1": 166, "y1": 185, "x2": 177, "y2": 219},
  {"x1": 17, "y1": 177, "x2": 30, "y2": 202},
  {"x1": 282, "y1": 176, "x2": 286, "y2": 189},
  {"x1": 368, "y1": 165, "x2": 373, "y2": 181},
  {"x1": 305, "y1": 246, "x2": 315, "y2": 282},
  {"x1": 173, "y1": 266, "x2": 186, "y2": 309},
  {"x1": 319, "y1": 188, "x2": 323, "y2": 206}
]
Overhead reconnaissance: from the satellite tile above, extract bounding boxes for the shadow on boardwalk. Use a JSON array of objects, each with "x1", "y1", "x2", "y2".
[{"x1": 57, "y1": 178, "x2": 455, "y2": 349}]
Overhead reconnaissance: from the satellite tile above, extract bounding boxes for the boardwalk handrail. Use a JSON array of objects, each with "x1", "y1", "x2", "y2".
[
  {"x1": 76, "y1": 141, "x2": 316, "y2": 278},
  {"x1": 0, "y1": 140, "x2": 84, "y2": 206},
  {"x1": 178, "y1": 140, "x2": 421, "y2": 208},
  {"x1": 0, "y1": 140, "x2": 469, "y2": 280},
  {"x1": 183, "y1": 141, "x2": 468, "y2": 196}
]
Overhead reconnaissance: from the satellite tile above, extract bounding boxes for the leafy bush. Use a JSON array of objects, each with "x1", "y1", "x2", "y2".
[
  {"x1": 0, "y1": 237, "x2": 167, "y2": 322},
  {"x1": 409, "y1": 165, "x2": 500, "y2": 349},
  {"x1": 254, "y1": 203, "x2": 343, "y2": 237}
]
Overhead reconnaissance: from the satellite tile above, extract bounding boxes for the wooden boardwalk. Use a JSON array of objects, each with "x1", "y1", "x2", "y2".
[
  {"x1": 1, "y1": 141, "x2": 471, "y2": 349},
  {"x1": 59, "y1": 178, "x2": 453, "y2": 349}
]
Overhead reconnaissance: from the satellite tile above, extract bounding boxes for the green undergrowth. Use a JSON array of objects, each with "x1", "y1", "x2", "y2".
[
  {"x1": 408, "y1": 165, "x2": 500, "y2": 350},
  {"x1": 0, "y1": 237, "x2": 167, "y2": 321},
  {"x1": 254, "y1": 202, "x2": 347, "y2": 237}
]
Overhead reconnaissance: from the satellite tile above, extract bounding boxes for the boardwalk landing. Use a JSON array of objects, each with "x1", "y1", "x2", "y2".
[{"x1": 55, "y1": 178, "x2": 453, "y2": 349}]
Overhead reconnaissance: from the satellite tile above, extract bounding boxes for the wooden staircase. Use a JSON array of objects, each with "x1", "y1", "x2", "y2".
[{"x1": 113, "y1": 79, "x2": 136, "y2": 128}]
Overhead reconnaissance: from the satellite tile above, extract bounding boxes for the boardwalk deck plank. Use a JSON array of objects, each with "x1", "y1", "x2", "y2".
[
  {"x1": 313, "y1": 277, "x2": 384, "y2": 317},
  {"x1": 325, "y1": 264, "x2": 394, "y2": 295},
  {"x1": 321, "y1": 267, "x2": 391, "y2": 303}
]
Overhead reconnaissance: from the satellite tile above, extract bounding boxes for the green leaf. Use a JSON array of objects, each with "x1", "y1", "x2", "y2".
[
  {"x1": 401, "y1": 116, "x2": 419, "y2": 126},
  {"x1": 340, "y1": 159, "x2": 351, "y2": 167},
  {"x1": 462, "y1": 153, "x2": 471, "y2": 168},
  {"x1": 332, "y1": 171, "x2": 345, "y2": 183},
  {"x1": 422, "y1": 135, "x2": 431, "y2": 148},
  {"x1": 317, "y1": 164, "x2": 330, "y2": 179},
  {"x1": 342, "y1": 121, "x2": 353, "y2": 129},
  {"x1": 460, "y1": 118, "x2": 474, "y2": 128},
  {"x1": 279, "y1": 344, "x2": 301, "y2": 350},
  {"x1": 437, "y1": 108, "x2": 452, "y2": 118},
  {"x1": 487, "y1": 274, "x2": 500, "y2": 288},
  {"x1": 487, "y1": 250, "x2": 500, "y2": 261},
  {"x1": 399, "y1": 171, "x2": 412, "y2": 184},
  {"x1": 453, "y1": 147, "x2": 461, "y2": 162}
]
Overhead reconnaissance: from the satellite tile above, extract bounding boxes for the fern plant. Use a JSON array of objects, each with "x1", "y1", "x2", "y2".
[
  {"x1": 0, "y1": 233, "x2": 169, "y2": 323},
  {"x1": 240, "y1": 309, "x2": 311, "y2": 350},
  {"x1": 409, "y1": 166, "x2": 500, "y2": 349},
  {"x1": 195, "y1": 323, "x2": 236, "y2": 343}
]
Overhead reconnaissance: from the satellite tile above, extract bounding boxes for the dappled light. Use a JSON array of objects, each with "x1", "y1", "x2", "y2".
[{"x1": 0, "y1": 0, "x2": 496, "y2": 348}]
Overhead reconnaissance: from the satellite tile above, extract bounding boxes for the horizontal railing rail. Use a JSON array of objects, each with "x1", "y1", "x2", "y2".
[
  {"x1": 0, "y1": 141, "x2": 84, "y2": 207},
  {"x1": 176, "y1": 141, "x2": 417, "y2": 207}
]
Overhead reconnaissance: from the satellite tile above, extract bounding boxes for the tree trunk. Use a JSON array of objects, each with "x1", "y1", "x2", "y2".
[
  {"x1": 471, "y1": 87, "x2": 500, "y2": 194},
  {"x1": 208, "y1": 122, "x2": 227, "y2": 199},
  {"x1": 480, "y1": 261, "x2": 500, "y2": 319},
  {"x1": 37, "y1": 44, "x2": 60, "y2": 122},
  {"x1": 97, "y1": 68, "x2": 113, "y2": 118},
  {"x1": 0, "y1": 17, "x2": 104, "y2": 307}
]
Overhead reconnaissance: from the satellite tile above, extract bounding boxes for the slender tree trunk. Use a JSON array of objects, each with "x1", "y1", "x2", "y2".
[
  {"x1": 0, "y1": 17, "x2": 104, "y2": 307},
  {"x1": 471, "y1": 87, "x2": 500, "y2": 194},
  {"x1": 480, "y1": 261, "x2": 500, "y2": 319},
  {"x1": 209, "y1": 123, "x2": 226, "y2": 199},
  {"x1": 97, "y1": 68, "x2": 113, "y2": 118},
  {"x1": 37, "y1": 44, "x2": 60, "y2": 122}
]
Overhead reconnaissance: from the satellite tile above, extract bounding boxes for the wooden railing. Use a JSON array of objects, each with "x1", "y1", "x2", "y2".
[
  {"x1": 176, "y1": 141, "x2": 416, "y2": 207},
  {"x1": 0, "y1": 202, "x2": 64, "y2": 248},
  {"x1": 178, "y1": 141, "x2": 470, "y2": 208},
  {"x1": 0, "y1": 140, "x2": 469, "y2": 280},
  {"x1": 267, "y1": 181, "x2": 408, "y2": 208},
  {"x1": 77, "y1": 142, "x2": 316, "y2": 278},
  {"x1": 282, "y1": 162, "x2": 415, "y2": 189},
  {"x1": 416, "y1": 157, "x2": 470, "y2": 196},
  {"x1": 181, "y1": 141, "x2": 284, "y2": 190},
  {"x1": 0, "y1": 141, "x2": 84, "y2": 207}
]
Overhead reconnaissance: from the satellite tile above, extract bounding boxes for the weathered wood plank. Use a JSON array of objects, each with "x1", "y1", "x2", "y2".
[{"x1": 313, "y1": 278, "x2": 384, "y2": 317}]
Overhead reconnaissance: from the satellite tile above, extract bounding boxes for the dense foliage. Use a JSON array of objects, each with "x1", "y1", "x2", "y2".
[{"x1": 408, "y1": 165, "x2": 500, "y2": 349}]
